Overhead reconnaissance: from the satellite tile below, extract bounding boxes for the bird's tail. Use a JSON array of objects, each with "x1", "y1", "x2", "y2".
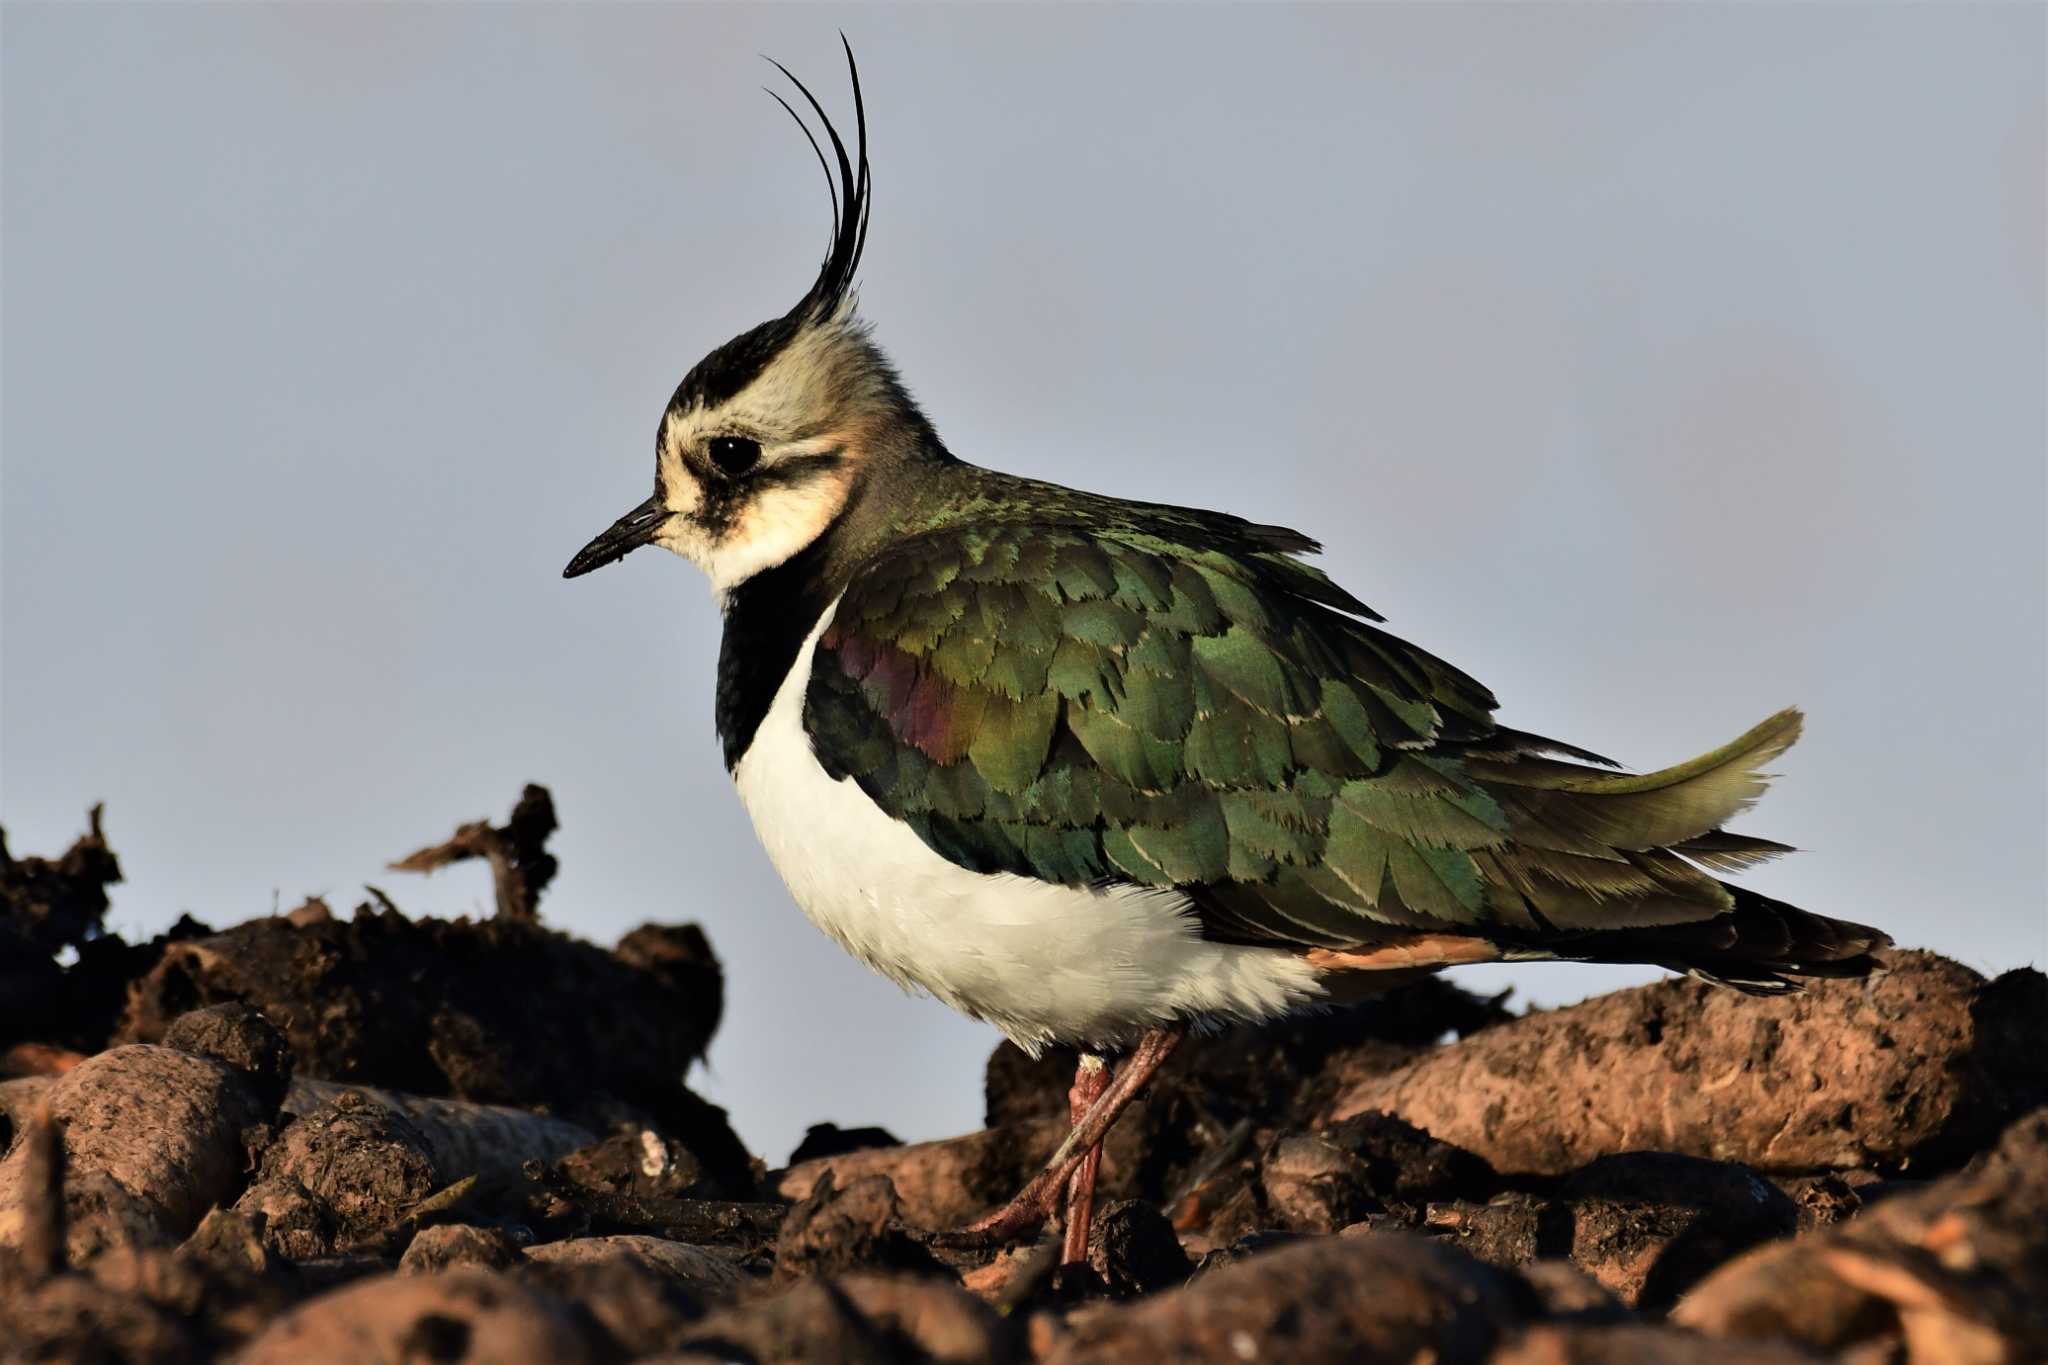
[
  {"x1": 1470, "y1": 707, "x2": 1892, "y2": 991},
  {"x1": 1503, "y1": 884, "x2": 1893, "y2": 994}
]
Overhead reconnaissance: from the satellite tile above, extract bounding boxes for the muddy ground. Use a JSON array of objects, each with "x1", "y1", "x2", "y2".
[{"x1": 2, "y1": 792, "x2": 2044, "y2": 1363}]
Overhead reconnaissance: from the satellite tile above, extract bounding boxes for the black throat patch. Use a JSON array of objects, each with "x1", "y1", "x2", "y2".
[{"x1": 714, "y1": 506, "x2": 853, "y2": 770}]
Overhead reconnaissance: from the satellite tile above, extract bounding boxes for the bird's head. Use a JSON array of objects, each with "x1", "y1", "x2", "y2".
[{"x1": 564, "y1": 43, "x2": 938, "y2": 596}]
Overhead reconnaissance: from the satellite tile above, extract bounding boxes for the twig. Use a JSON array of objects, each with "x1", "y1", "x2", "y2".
[{"x1": 388, "y1": 784, "x2": 558, "y2": 921}]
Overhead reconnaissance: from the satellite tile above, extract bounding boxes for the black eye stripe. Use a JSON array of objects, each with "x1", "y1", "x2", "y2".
[
  {"x1": 708, "y1": 435, "x2": 761, "y2": 476},
  {"x1": 748, "y1": 451, "x2": 845, "y2": 490}
]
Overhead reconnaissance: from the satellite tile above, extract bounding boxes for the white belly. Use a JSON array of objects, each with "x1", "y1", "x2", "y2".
[{"x1": 732, "y1": 600, "x2": 1325, "y2": 1052}]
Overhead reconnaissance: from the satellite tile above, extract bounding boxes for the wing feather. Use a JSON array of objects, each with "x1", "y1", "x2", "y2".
[{"x1": 802, "y1": 521, "x2": 1815, "y2": 949}]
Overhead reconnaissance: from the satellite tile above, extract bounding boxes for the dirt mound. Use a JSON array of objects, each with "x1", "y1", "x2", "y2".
[{"x1": 2, "y1": 797, "x2": 2042, "y2": 1363}]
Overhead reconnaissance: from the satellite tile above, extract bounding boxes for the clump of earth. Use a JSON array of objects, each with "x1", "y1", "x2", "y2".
[{"x1": 3, "y1": 792, "x2": 2043, "y2": 1362}]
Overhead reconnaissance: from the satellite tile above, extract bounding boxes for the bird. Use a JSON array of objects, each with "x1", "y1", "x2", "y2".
[{"x1": 564, "y1": 43, "x2": 1891, "y2": 1265}]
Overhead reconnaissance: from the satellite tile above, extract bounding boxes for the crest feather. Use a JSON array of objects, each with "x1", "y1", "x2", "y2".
[{"x1": 767, "y1": 37, "x2": 870, "y2": 325}]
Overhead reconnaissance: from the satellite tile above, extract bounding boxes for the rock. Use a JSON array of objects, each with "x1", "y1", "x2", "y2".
[
  {"x1": 399, "y1": 1223, "x2": 523, "y2": 1275},
  {"x1": 1085, "y1": 1199, "x2": 1193, "y2": 1298},
  {"x1": 162, "y1": 1004, "x2": 294, "y2": 1113},
  {"x1": 1045, "y1": 1231, "x2": 1530, "y2": 1363},
  {"x1": 526, "y1": 1234, "x2": 745, "y2": 1298},
  {"x1": 0, "y1": 1044, "x2": 267, "y2": 1258},
  {"x1": 671, "y1": 1272, "x2": 1017, "y2": 1364},
  {"x1": 234, "y1": 1268, "x2": 605, "y2": 1364},
  {"x1": 1325, "y1": 953, "x2": 2048, "y2": 1176},
  {"x1": 233, "y1": 1090, "x2": 439, "y2": 1260},
  {"x1": 774, "y1": 1170, "x2": 946, "y2": 1281}
]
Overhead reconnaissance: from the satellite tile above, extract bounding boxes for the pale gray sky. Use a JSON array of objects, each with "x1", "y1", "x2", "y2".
[{"x1": 4, "y1": 4, "x2": 2043, "y2": 1164}]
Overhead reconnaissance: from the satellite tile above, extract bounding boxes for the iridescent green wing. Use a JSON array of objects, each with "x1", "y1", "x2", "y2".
[{"x1": 803, "y1": 520, "x2": 1799, "y2": 945}]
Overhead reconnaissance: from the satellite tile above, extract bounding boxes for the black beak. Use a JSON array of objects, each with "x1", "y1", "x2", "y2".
[{"x1": 564, "y1": 495, "x2": 667, "y2": 579}]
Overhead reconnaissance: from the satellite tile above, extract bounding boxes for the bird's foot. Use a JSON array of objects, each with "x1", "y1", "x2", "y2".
[
  {"x1": 1061, "y1": 1055, "x2": 1110, "y2": 1265},
  {"x1": 931, "y1": 1025, "x2": 1186, "y2": 1254},
  {"x1": 929, "y1": 1173, "x2": 1068, "y2": 1249}
]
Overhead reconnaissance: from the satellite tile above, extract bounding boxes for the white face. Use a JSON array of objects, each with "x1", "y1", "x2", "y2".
[{"x1": 651, "y1": 324, "x2": 872, "y2": 595}]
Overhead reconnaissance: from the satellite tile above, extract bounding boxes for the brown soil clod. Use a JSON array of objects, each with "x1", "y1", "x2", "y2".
[
  {"x1": 162, "y1": 1002, "x2": 295, "y2": 1114},
  {"x1": 398, "y1": 1222, "x2": 524, "y2": 1276},
  {"x1": 232, "y1": 1089, "x2": 443, "y2": 1260},
  {"x1": 1673, "y1": 1105, "x2": 2048, "y2": 1361},
  {"x1": 0, "y1": 804, "x2": 121, "y2": 955},
  {"x1": 234, "y1": 1267, "x2": 608, "y2": 1364},
  {"x1": 775, "y1": 1169, "x2": 949, "y2": 1282},
  {"x1": 1324, "y1": 953, "x2": 2048, "y2": 1177},
  {"x1": 1043, "y1": 1231, "x2": 1531, "y2": 1363},
  {"x1": 112, "y1": 900, "x2": 739, "y2": 1182},
  {"x1": 1082, "y1": 1198, "x2": 1192, "y2": 1299},
  {"x1": 5, "y1": 787, "x2": 2044, "y2": 1364},
  {"x1": 0, "y1": 1044, "x2": 269, "y2": 1262},
  {"x1": 677, "y1": 1272, "x2": 1022, "y2": 1365}
]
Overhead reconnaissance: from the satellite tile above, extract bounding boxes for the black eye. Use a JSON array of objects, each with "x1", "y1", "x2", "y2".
[{"x1": 708, "y1": 435, "x2": 761, "y2": 476}]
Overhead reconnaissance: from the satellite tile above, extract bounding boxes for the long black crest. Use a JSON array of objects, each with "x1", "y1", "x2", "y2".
[
  {"x1": 663, "y1": 41, "x2": 872, "y2": 416},
  {"x1": 766, "y1": 37, "x2": 870, "y2": 325}
]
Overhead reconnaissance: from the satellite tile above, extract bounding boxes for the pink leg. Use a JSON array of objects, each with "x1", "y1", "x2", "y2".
[
  {"x1": 936, "y1": 1024, "x2": 1186, "y2": 1250},
  {"x1": 1061, "y1": 1054, "x2": 1110, "y2": 1265}
]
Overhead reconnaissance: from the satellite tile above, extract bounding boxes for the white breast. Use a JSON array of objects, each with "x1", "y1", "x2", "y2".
[{"x1": 731, "y1": 599, "x2": 1325, "y2": 1053}]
